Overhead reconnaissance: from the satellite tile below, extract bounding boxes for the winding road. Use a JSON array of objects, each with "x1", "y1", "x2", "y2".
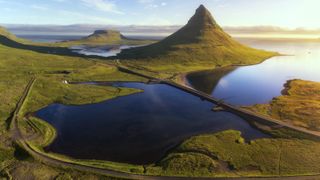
[{"x1": 11, "y1": 73, "x2": 320, "y2": 180}]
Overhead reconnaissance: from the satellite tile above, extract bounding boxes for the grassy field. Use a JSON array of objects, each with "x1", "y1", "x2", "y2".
[
  {"x1": 1, "y1": 23, "x2": 319, "y2": 179},
  {"x1": 247, "y1": 80, "x2": 320, "y2": 132},
  {"x1": 21, "y1": 76, "x2": 142, "y2": 115},
  {"x1": 146, "y1": 130, "x2": 320, "y2": 177},
  {"x1": 0, "y1": 39, "x2": 145, "y2": 179}
]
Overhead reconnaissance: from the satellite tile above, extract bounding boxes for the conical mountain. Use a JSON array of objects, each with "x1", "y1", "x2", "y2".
[
  {"x1": 118, "y1": 5, "x2": 276, "y2": 71},
  {"x1": 160, "y1": 4, "x2": 223, "y2": 45}
]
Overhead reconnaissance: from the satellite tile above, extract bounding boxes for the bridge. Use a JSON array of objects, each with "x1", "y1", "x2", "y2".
[
  {"x1": 117, "y1": 65, "x2": 320, "y2": 139},
  {"x1": 10, "y1": 70, "x2": 320, "y2": 180}
]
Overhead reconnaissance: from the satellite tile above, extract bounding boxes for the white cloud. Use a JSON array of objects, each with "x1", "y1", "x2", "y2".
[
  {"x1": 31, "y1": 5, "x2": 48, "y2": 11},
  {"x1": 58, "y1": 10, "x2": 117, "y2": 24},
  {"x1": 138, "y1": 0, "x2": 154, "y2": 3},
  {"x1": 81, "y1": 0, "x2": 123, "y2": 14},
  {"x1": 137, "y1": 0, "x2": 167, "y2": 9}
]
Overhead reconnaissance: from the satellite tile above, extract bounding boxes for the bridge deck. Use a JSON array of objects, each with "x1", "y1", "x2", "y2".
[{"x1": 117, "y1": 65, "x2": 320, "y2": 139}]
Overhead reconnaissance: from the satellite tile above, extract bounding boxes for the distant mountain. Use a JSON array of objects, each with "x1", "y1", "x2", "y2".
[
  {"x1": 57, "y1": 29, "x2": 155, "y2": 46},
  {"x1": 0, "y1": 26, "x2": 154, "y2": 48},
  {"x1": 118, "y1": 5, "x2": 277, "y2": 71},
  {"x1": 4, "y1": 24, "x2": 320, "y2": 38},
  {"x1": 79, "y1": 30, "x2": 126, "y2": 43}
]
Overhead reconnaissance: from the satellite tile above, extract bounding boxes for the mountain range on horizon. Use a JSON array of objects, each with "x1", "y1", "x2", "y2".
[{"x1": 3, "y1": 23, "x2": 320, "y2": 38}]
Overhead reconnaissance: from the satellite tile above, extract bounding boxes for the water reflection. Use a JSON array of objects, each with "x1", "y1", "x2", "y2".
[
  {"x1": 70, "y1": 45, "x2": 138, "y2": 57},
  {"x1": 36, "y1": 82, "x2": 268, "y2": 165},
  {"x1": 186, "y1": 67, "x2": 236, "y2": 94},
  {"x1": 186, "y1": 41, "x2": 320, "y2": 105}
]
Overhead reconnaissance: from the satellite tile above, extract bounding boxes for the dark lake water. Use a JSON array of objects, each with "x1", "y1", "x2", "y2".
[
  {"x1": 36, "y1": 82, "x2": 268, "y2": 164},
  {"x1": 187, "y1": 41, "x2": 320, "y2": 106}
]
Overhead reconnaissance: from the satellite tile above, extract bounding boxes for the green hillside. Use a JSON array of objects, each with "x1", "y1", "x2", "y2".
[
  {"x1": 0, "y1": 26, "x2": 17, "y2": 40},
  {"x1": 118, "y1": 5, "x2": 277, "y2": 73},
  {"x1": 0, "y1": 26, "x2": 30, "y2": 43}
]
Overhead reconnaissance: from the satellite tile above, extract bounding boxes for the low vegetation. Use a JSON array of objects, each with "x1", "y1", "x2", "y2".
[
  {"x1": 21, "y1": 77, "x2": 142, "y2": 115},
  {"x1": 247, "y1": 80, "x2": 320, "y2": 132},
  {"x1": 0, "y1": 39, "x2": 145, "y2": 178},
  {"x1": 147, "y1": 130, "x2": 320, "y2": 177}
]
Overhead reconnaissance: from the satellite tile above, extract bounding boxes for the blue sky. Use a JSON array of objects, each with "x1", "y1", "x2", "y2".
[{"x1": 0, "y1": 0, "x2": 319, "y2": 28}]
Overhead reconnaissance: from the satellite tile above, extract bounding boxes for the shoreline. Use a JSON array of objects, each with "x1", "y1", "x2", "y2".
[{"x1": 177, "y1": 53, "x2": 281, "y2": 87}]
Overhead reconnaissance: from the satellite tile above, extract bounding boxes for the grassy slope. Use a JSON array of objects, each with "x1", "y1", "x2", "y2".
[
  {"x1": 247, "y1": 80, "x2": 320, "y2": 132},
  {"x1": 0, "y1": 27, "x2": 30, "y2": 44},
  {"x1": 148, "y1": 130, "x2": 320, "y2": 177},
  {"x1": 118, "y1": 6, "x2": 277, "y2": 74},
  {"x1": 0, "y1": 42, "x2": 145, "y2": 179}
]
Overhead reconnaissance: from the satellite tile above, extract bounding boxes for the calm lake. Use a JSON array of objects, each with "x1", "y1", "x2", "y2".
[
  {"x1": 36, "y1": 82, "x2": 268, "y2": 164},
  {"x1": 70, "y1": 45, "x2": 138, "y2": 57},
  {"x1": 36, "y1": 39, "x2": 320, "y2": 165},
  {"x1": 187, "y1": 40, "x2": 320, "y2": 105}
]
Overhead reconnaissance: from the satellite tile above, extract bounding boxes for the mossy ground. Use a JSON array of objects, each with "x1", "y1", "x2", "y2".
[
  {"x1": 147, "y1": 130, "x2": 320, "y2": 177},
  {"x1": 0, "y1": 42, "x2": 145, "y2": 179},
  {"x1": 247, "y1": 80, "x2": 320, "y2": 132}
]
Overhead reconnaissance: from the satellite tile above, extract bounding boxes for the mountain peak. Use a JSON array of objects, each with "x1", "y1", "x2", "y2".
[
  {"x1": 187, "y1": 4, "x2": 219, "y2": 30},
  {"x1": 117, "y1": 4, "x2": 276, "y2": 66},
  {"x1": 196, "y1": 4, "x2": 208, "y2": 14}
]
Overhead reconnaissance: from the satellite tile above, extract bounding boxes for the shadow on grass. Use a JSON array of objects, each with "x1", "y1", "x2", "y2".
[{"x1": 14, "y1": 143, "x2": 31, "y2": 161}]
